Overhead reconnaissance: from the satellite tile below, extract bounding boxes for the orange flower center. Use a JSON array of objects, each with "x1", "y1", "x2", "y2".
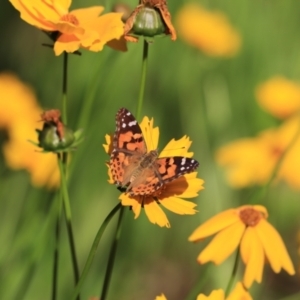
[
  {"x1": 60, "y1": 14, "x2": 79, "y2": 26},
  {"x1": 271, "y1": 145, "x2": 283, "y2": 158},
  {"x1": 239, "y1": 207, "x2": 262, "y2": 227}
]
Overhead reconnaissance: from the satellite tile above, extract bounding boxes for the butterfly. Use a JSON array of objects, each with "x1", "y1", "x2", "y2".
[{"x1": 109, "y1": 108, "x2": 199, "y2": 196}]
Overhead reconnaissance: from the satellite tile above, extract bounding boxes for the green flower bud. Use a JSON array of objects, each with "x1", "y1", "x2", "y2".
[
  {"x1": 132, "y1": 7, "x2": 166, "y2": 38},
  {"x1": 37, "y1": 123, "x2": 75, "y2": 151}
]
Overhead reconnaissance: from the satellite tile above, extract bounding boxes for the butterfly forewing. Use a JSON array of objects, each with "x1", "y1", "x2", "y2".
[
  {"x1": 112, "y1": 108, "x2": 146, "y2": 153},
  {"x1": 110, "y1": 108, "x2": 147, "y2": 187}
]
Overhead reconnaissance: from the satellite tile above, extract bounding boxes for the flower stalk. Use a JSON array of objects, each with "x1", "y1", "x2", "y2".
[
  {"x1": 70, "y1": 203, "x2": 122, "y2": 300},
  {"x1": 136, "y1": 40, "x2": 149, "y2": 120},
  {"x1": 100, "y1": 206, "x2": 125, "y2": 300},
  {"x1": 57, "y1": 156, "x2": 80, "y2": 300},
  {"x1": 52, "y1": 187, "x2": 62, "y2": 300},
  {"x1": 225, "y1": 247, "x2": 240, "y2": 297}
]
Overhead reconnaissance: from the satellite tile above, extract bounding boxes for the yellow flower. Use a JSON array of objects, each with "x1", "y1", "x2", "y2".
[
  {"x1": 155, "y1": 294, "x2": 167, "y2": 300},
  {"x1": 189, "y1": 205, "x2": 295, "y2": 288},
  {"x1": 9, "y1": 0, "x2": 125, "y2": 55},
  {"x1": 176, "y1": 3, "x2": 241, "y2": 57},
  {"x1": 0, "y1": 73, "x2": 59, "y2": 189},
  {"x1": 256, "y1": 76, "x2": 300, "y2": 119},
  {"x1": 216, "y1": 115, "x2": 300, "y2": 189},
  {"x1": 196, "y1": 282, "x2": 252, "y2": 300},
  {"x1": 103, "y1": 114, "x2": 204, "y2": 228}
]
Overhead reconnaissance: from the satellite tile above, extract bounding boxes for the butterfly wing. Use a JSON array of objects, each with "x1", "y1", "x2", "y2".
[
  {"x1": 110, "y1": 108, "x2": 147, "y2": 187},
  {"x1": 155, "y1": 156, "x2": 199, "y2": 183},
  {"x1": 128, "y1": 156, "x2": 199, "y2": 196}
]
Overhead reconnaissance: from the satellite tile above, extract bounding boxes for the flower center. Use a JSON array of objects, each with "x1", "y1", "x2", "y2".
[
  {"x1": 239, "y1": 207, "x2": 262, "y2": 227},
  {"x1": 60, "y1": 13, "x2": 79, "y2": 26},
  {"x1": 271, "y1": 145, "x2": 283, "y2": 158}
]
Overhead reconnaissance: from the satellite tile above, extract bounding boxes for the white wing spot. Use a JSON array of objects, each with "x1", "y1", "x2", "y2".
[
  {"x1": 180, "y1": 167, "x2": 185, "y2": 171},
  {"x1": 181, "y1": 158, "x2": 186, "y2": 165},
  {"x1": 126, "y1": 112, "x2": 131, "y2": 116},
  {"x1": 129, "y1": 120, "x2": 137, "y2": 127},
  {"x1": 191, "y1": 159, "x2": 195, "y2": 163},
  {"x1": 122, "y1": 123, "x2": 127, "y2": 128}
]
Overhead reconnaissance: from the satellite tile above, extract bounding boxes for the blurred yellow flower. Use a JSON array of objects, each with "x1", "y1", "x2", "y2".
[
  {"x1": 176, "y1": 3, "x2": 241, "y2": 57},
  {"x1": 196, "y1": 282, "x2": 252, "y2": 300},
  {"x1": 0, "y1": 73, "x2": 59, "y2": 189},
  {"x1": 155, "y1": 294, "x2": 167, "y2": 300},
  {"x1": 256, "y1": 76, "x2": 300, "y2": 119},
  {"x1": 103, "y1": 112, "x2": 204, "y2": 228},
  {"x1": 216, "y1": 115, "x2": 300, "y2": 189},
  {"x1": 189, "y1": 205, "x2": 295, "y2": 288},
  {"x1": 9, "y1": 0, "x2": 124, "y2": 55}
]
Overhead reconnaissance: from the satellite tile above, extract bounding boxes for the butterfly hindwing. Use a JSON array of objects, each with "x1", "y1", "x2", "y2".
[{"x1": 156, "y1": 157, "x2": 199, "y2": 183}]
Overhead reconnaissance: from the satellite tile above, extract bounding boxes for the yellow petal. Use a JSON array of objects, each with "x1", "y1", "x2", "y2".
[
  {"x1": 119, "y1": 194, "x2": 142, "y2": 219},
  {"x1": 160, "y1": 196, "x2": 197, "y2": 215},
  {"x1": 160, "y1": 135, "x2": 194, "y2": 158},
  {"x1": 196, "y1": 289, "x2": 224, "y2": 300},
  {"x1": 227, "y1": 282, "x2": 252, "y2": 300},
  {"x1": 179, "y1": 173, "x2": 204, "y2": 198},
  {"x1": 140, "y1": 116, "x2": 159, "y2": 151},
  {"x1": 144, "y1": 201, "x2": 170, "y2": 228},
  {"x1": 54, "y1": 34, "x2": 81, "y2": 55},
  {"x1": 240, "y1": 227, "x2": 264, "y2": 288},
  {"x1": 189, "y1": 209, "x2": 240, "y2": 241},
  {"x1": 71, "y1": 6, "x2": 104, "y2": 23},
  {"x1": 86, "y1": 13, "x2": 124, "y2": 44},
  {"x1": 255, "y1": 219, "x2": 295, "y2": 275},
  {"x1": 252, "y1": 205, "x2": 268, "y2": 218},
  {"x1": 10, "y1": 0, "x2": 63, "y2": 30},
  {"x1": 160, "y1": 172, "x2": 204, "y2": 199},
  {"x1": 197, "y1": 221, "x2": 245, "y2": 265},
  {"x1": 103, "y1": 134, "x2": 112, "y2": 154},
  {"x1": 155, "y1": 294, "x2": 167, "y2": 300}
]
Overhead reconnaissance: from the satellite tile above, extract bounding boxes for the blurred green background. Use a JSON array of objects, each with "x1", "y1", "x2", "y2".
[{"x1": 1, "y1": 0, "x2": 300, "y2": 299}]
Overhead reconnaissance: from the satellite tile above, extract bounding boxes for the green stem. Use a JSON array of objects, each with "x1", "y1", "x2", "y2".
[
  {"x1": 62, "y1": 52, "x2": 68, "y2": 124},
  {"x1": 70, "y1": 203, "x2": 122, "y2": 300},
  {"x1": 58, "y1": 156, "x2": 80, "y2": 300},
  {"x1": 136, "y1": 39, "x2": 149, "y2": 120},
  {"x1": 225, "y1": 248, "x2": 240, "y2": 296},
  {"x1": 52, "y1": 187, "x2": 62, "y2": 300},
  {"x1": 100, "y1": 206, "x2": 125, "y2": 300}
]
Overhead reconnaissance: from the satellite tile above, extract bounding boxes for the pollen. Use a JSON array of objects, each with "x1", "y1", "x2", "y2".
[
  {"x1": 60, "y1": 13, "x2": 79, "y2": 26},
  {"x1": 239, "y1": 207, "x2": 263, "y2": 227}
]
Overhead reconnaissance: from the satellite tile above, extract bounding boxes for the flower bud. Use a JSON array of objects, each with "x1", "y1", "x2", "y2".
[
  {"x1": 133, "y1": 7, "x2": 166, "y2": 37},
  {"x1": 124, "y1": 0, "x2": 176, "y2": 42},
  {"x1": 36, "y1": 123, "x2": 74, "y2": 151}
]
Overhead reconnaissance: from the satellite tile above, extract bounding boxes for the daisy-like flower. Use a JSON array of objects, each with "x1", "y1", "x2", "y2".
[
  {"x1": 103, "y1": 114, "x2": 204, "y2": 228},
  {"x1": 124, "y1": 0, "x2": 176, "y2": 42},
  {"x1": 189, "y1": 205, "x2": 295, "y2": 288},
  {"x1": 216, "y1": 115, "x2": 300, "y2": 189},
  {"x1": 0, "y1": 73, "x2": 59, "y2": 189},
  {"x1": 9, "y1": 0, "x2": 125, "y2": 55},
  {"x1": 197, "y1": 282, "x2": 252, "y2": 300},
  {"x1": 176, "y1": 3, "x2": 241, "y2": 57},
  {"x1": 256, "y1": 76, "x2": 300, "y2": 119}
]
